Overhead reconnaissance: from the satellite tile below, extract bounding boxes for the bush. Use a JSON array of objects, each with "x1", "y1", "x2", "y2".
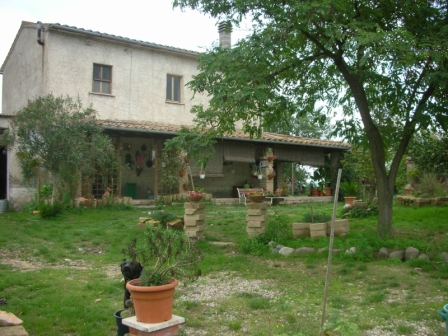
[
  {"x1": 38, "y1": 202, "x2": 63, "y2": 218},
  {"x1": 416, "y1": 173, "x2": 446, "y2": 197},
  {"x1": 340, "y1": 204, "x2": 378, "y2": 218},
  {"x1": 149, "y1": 211, "x2": 179, "y2": 228},
  {"x1": 239, "y1": 237, "x2": 268, "y2": 256},
  {"x1": 22, "y1": 200, "x2": 39, "y2": 213},
  {"x1": 302, "y1": 211, "x2": 331, "y2": 223}
]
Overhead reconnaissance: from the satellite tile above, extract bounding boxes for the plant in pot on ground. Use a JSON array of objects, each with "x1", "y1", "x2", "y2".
[
  {"x1": 122, "y1": 225, "x2": 203, "y2": 323},
  {"x1": 340, "y1": 181, "x2": 360, "y2": 205}
]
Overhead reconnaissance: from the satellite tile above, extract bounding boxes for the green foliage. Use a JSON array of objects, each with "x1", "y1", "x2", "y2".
[
  {"x1": 407, "y1": 130, "x2": 448, "y2": 176},
  {"x1": 122, "y1": 225, "x2": 203, "y2": 286},
  {"x1": 149, "y1": 211, "x2": 180, "y2": 228},
  {"x1": 38, "y1": 202, "x2": 63, "y2": 219},
  {"x1": 340, "y1": 182, "x2": 360, "y2": 198},
  {"x1": 238, "y1": 237, "x2": 268, "y2": 256},
  {"x1": 164, "y1": 127, "x2": 216, "y2": 171},
  {"x1": 415, "y1": 172, "x2": 446, "y2": 197},
  {"x1": 301, "y1": 211, "x2": 331, "y2": 223},
  {"x1": 160, "y1": 148, "x2": 183, "y2": 194},
  {"x1": 40, "y1": 184, "x2": 53, "y2": 200},
  {"x1": 340, "y1": 149, "x2": 376, "y2": 203},
  {"x1": 10, "y1": 94, "x2": 118, "y2": 202},
  {"x1": 21, "y1": 200, "x2": 39, "y2": 213},
  {"x1": 341, "y1": 205, "x2": 378, "y2": 218}
]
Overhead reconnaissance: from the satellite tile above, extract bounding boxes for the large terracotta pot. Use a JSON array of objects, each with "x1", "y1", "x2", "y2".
[
  {"x1": 344, "y1": 197, "x2": 357, "y2": 205},
  {"x1": 126, "y1": 278, "x2": 178, "y2": 323},
  {"x1": 248, "y1": 196, "x2": 266, "y2": 203},
  {"x1": 311, "y1": 189, "x2": 319, "y2": 197},
  {"x1": 187, "y1": 195, "x2": 203, "y2": 203}
]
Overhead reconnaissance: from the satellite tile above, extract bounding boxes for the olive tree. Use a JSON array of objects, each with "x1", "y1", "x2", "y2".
[{"x1": 9, "y1": 94, "x2": 118, "y2": 203}]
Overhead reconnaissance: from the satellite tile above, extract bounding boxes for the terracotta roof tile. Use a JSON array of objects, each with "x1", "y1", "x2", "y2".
[{"x1": 98, "y1": 119, "x2": 350, "y2": 150}]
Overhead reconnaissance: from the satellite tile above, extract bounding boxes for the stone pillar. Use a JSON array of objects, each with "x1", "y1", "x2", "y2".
[
  {"x1": 246, "y1": 202, "x2": 268, "y2": 238},
  {"x1": 260, "y1": 159, "x2": 274, "y2": 193},
  {"x1": 277, "y1": 162, "x2": 285, "y2": 191},
  {"x1": 183, "y1": 202, "x2": 206, "y2": 239}
]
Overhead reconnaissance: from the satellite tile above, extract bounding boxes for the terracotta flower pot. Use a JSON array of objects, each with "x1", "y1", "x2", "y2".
[
  {"x1": 126, "y1": 278, "x2": 178, "y2": 323},
  {"x1": 344, "y1": 197, "x2": 357, "y2": 205},
  {"x1": 249, "y1": 196, "x2": 266, "y2": 203},
  {"x1": 187, "y1": 195, "x2": 203, "y2": 203},
  {"x1": 311, "y1": 189, "x2": 319, "y2": 197}
]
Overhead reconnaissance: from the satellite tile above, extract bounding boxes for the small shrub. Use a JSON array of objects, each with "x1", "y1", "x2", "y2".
[
  {"x1": 416, "y1": 172, "x2": 446, "y2": 197},
  {"x1": 22, "y1": 200, "x2": 39, "y2": 213},
  {"x1": 302, "y1": 211, "x2": 331, "y2": 223},
  {"x1": 149, "y1": 211, "x2": 179, "y2": 228},
  {"x1": 38, "y1": 202, "x2": 63, "y2": 218},
  {"x1": 239, "y1": 237, "x2": 268, "y2": 256}
]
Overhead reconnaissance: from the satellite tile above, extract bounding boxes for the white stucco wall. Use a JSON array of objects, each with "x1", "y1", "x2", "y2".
[
  {"x1": 42, "y1": 29, "x2": 208, "y2": 125},
  {"x1": 1, "y1": 23, "x2": 45, "y2": 115}
]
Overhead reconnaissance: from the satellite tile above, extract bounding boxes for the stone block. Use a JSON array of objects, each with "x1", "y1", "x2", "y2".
[
  {"x1": 183, "y1": 203, "x2": 206, "y2": 210},
  {"x1": 184, "y1": 208, "x2": 205, "y2": 215},
  {"x1": 167, "y1": 219, "x2": 183, "y2": 230},
  {"x1": 185, "y1": 230, "x2": 205, "y2": 238},
  {"x1": 414, "y1": 198, "x2": 432, "y2": 207},
  {"x1": 0, "y1": 326, "x2": 28, "y2": 336},
  {"x1": 246, "y1": 220, "x2": 266, "y2": 228},
  {"x1": 184, "y1": 225, "x2": 205, "y2": 233},
  {"x1": 183, "y1": 214, "x2": 205, "y2": 221},
  {"x1": 183, "y1": 219, "x2": 204, "y2": 227},
  {"x1": 124, "y1": 315, "x2": 184, "y2": 336},
  {"x1": 246, "y1": 227, "x2": 266, "y2": 237},
  {"x1": 326, "y1": 219, "x2": 349, "y2": 228},
  {"x1": 292, "y1": 229, "x2": 310, "y2": 238},
  {"x1": 292, "y1": 223, "x2": 310, "y2": 230},
  {"x1": 326, "y1": 227, "x2": 349, "y2": 235},
  {"x1": 247, "y1": 209, "x2": 267, "y2": 216},
  {"x1": 246, "y1": 203, "x2": 268, "y2": 210},
  {"x1": 310, "y1": 229, "x2": 326, "y2": 238},
  {"x1": 310, "y1": 223, "x2": 326, "y2": 231}
]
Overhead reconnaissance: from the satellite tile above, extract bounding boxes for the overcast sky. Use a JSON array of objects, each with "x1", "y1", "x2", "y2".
[{"x1": 0, "y1": 0, "x2": 252, "y2": 113}]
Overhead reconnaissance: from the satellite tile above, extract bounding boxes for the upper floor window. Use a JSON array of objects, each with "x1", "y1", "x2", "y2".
[
  {"x1": 93, "y1": 64, "x2": 112, "y2": 94},
  {"x1": 166, "y1": 75, "x2": 181, "y2": 103}
]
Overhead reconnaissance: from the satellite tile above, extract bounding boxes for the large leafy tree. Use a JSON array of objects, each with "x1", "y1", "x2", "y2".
[
  {"x1": 174, "y1": 0, "x2": 448, "y2": 237},
  {"x1": 9, "y1": 94, "x2": 118, "y2": 202}
]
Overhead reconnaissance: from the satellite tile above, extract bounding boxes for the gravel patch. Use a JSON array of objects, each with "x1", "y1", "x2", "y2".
[{"x1": 177, "y1": 271, "x2": 283, "y2": 303}]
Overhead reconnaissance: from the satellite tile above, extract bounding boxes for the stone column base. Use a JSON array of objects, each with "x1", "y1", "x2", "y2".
[{"x1": 123, "y1": 315, "x2": 185, "y2": 336}]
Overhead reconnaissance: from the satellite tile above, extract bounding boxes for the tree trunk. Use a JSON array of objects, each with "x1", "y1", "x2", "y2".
[{"x1": 376, "y1": 177, "x2": 395, "y2": 237}]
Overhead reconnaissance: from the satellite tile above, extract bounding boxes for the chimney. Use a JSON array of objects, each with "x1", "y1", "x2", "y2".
[{"x1": 218, "y1": 21, "x2": 232, "y2": 48}]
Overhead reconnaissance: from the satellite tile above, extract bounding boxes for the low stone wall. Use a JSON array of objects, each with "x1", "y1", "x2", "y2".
[{"x1": 396, "y1": 195, "x2": 448, "y2": 206}]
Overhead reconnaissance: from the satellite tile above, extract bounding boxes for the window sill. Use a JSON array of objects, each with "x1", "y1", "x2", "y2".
[
  {"x1": 165, "y1": 100, "x2": 185, "y2": 105},
  {"x1": 89, "y1": 92, "x2": 115, "y2": 97}
]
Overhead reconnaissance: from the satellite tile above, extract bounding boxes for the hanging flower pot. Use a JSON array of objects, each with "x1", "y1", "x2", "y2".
[
  {"x1": 200, "y1": 173, "x2": 205, "y2": 179},
  {"x1": 258, "y1": 174, "x2": 263, "y2": 180}
]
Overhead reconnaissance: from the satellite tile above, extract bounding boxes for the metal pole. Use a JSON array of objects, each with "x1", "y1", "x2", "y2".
[{"x1": 320, "y1": 168, "x2": 342, "y2": 334}]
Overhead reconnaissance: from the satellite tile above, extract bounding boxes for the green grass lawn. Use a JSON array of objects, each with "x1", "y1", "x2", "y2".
[{"x1": 0, "y1": 202, "x2": 447, "y2": 335}]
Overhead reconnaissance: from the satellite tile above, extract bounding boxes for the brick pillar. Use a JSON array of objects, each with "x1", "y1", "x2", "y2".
[
  {"x1": 246, "y1": 202, "x2": 268, "y2": 237},
  {"x1": 183, "y1": 202, "x2": 206, "y2": 239}
]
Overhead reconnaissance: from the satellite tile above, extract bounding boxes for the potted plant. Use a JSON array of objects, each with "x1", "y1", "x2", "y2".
[
  {"x1": 340, "y1": 181, "x2": 360, "y2": 205},
  {"x1": 267, "y1": 168, "x2": 276, "y2": 180},
  {"x1": 187, "y1": 188, "x2": 204, "y2": 203},
  {"x1": 246, "y1": 190, "x2": 266, "y2": 203},
  {"x1": 123, "y1": 225, "x2": 203, "y2": 323}
]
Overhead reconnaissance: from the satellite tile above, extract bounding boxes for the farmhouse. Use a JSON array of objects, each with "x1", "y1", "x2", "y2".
[{"x1": 0, "y1": 21, "x2": 349, "y2": 209}]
